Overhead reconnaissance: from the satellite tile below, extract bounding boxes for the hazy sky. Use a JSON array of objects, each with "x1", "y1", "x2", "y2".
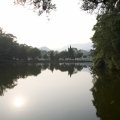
[{"x1": 0, "y1": 0, "x2": 96, "y2": 49}]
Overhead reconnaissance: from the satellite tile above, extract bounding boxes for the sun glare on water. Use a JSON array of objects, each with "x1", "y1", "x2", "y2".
[{"x1": 13, "y1": 97, "x2": 25, "y2": 108}]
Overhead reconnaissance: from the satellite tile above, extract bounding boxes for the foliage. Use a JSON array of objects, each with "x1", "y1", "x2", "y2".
[
  {"x1": 28, "y1": 47, "x2": 41, "y2": 60},
  {"x1": 54, "y1": 51, "x2": 60, "y2": 61},
  {"x1": 41, "y1": 50, "x2": 50, "y2": 59},
  {"x1": 80, "y1": 0, "x2": 120, "y2": 70},
  {"x1": 0, "y1": 28, "x2": 90, "y2": 62},
  {"x1": 81, "y1": 0, "x2": 120, "y2": 14},
  {"x1": 59, "y1": 50, "x2": 68, "y2": 60},
  {"x1": 68, "y1": 46, "x2": 75, "y2": 59},
  {"x1": 75, "y1": 50, "x2": 83, "y2": 58},
  {"x1": 0, "y1": 28, "x2": 42, "y2": 61},
  {"x1": 91, "y1": 9, "x2": 120, "y2": 69},
  {"x1": 50, "y1": 51, "x2": 54, "y2": 61},
  {"x1": 14, "y1": 0, "x2": 120, "y2": 15},
  {"x1": 47, "y1": 47, "x2": 84, "y2": 61},
  {"x1": 43, "y1": 54, "x2": 49, "y2": 59},
  {"x1": 14, "y1": 0, "x2": 56, "y2": 16}
]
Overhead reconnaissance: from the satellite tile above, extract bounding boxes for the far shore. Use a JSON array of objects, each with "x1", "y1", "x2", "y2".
[{"x1": 0, "y1": 59, "x2": 92, "y2": 64}]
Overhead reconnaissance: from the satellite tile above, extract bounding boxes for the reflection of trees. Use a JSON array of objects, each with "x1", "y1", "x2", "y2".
[
  {"x1": 41, "y1": 63, "x2": 49, "y2": 70},
  {"x1": 0, "y1": 63, "x2": 90, "y2": 96},
  {"x1": 0, "y1": 64, "x2": 42, "y2": 96},
  {"x1": 49, "y1": 63, "x2": 83, "y2": 77},
  {"x1": 50, "y1": 63, "x2": 54, "y2": 72},
  {"x1": 91, "y1": 68, "x2": 120, "y2": 120}
]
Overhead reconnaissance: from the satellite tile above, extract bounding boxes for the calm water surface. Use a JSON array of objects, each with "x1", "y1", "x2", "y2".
[{"x1": 0, "y1": 63, "x2": 99, "y2": 120}]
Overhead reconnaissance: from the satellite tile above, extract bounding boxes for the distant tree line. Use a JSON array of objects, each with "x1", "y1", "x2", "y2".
[
  {"x1": 0, "y1": 28, "x2": 89, "y2": 62},
  {"x1": 41, "y1": 47, "x2": 91, "y2": 62},
  {"x1": 12, "y1": 0, "x2": 120, "y2": 69},
  {"x1": 48, "y1": 46, "x2": 83, "y2": 61}
]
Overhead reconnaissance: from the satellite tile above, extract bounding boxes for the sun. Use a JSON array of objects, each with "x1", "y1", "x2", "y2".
[{"x1": 13, "y1": 97, "x2": 25, "y2": 108}]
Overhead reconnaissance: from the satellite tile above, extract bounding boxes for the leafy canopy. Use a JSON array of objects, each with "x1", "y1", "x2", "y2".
[
  {"x1": 91, "y1": 9, "x2": 120, "y2": 69},
  {"x1": 81, "y1": 0, "x2": 120, "y2": 14},
  {"x1": 14, "y1": 0, "x2": 120, "y2": 15},
  {"x1": 14, "y1": 0, "x2": 56, "y2": 15}
]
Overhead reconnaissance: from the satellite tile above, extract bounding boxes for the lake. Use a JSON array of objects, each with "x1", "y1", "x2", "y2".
[{"x1": 0, "y1": 63, "x2": 99, "y2": 120}]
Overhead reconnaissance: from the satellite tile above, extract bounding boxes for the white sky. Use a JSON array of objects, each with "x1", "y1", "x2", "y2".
[{"x1": 0, "y1": 0, "x2": 96, "y2": 49}]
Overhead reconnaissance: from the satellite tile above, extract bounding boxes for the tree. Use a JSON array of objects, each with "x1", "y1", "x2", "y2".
[
  {"x1": 54, "y1": 51, "x2": 60, "y2": 61},
  {"x1": 76, "y1": 50, "x2": 83, "y2": 58},
  {"x1": 0, "y1": 28, "x2": 17, "y2": 60},
  {"x1": 28, "y1": 47, "x2": 41, "y2": 60},
  {"x1": 68, "y1": 46, "x2": 75, "y2": 59},
  {"x1": 59, "y1": 50, "x2": 68, "y2": 60},
  {"x1": 50, "y1": 51, "x2": 54, "y2": 61},
  {"x1": 0, "y1": 28, "x2": 43, "y2": 62},
  {"x1": 18, "y1": 44, "x2": 28, "y2": 60},
  {"x1": 41, "y1": 50, "x2": 50, "y2": 59},
  {"x1": 14, "y1": 0, "x2": 56, "y2": 16},
  {"x1": 91, "y1": 10, "x2": 120, "y2": 69},
  {"x1": 81, "y1": 0, "x2": 120, "y2": 14},
  {"x1": 43, "y1": 54, "x2": 49, "y2": 59},
  {"x1": 14, "y1": 0, "x2": 120, "y2": 15}
]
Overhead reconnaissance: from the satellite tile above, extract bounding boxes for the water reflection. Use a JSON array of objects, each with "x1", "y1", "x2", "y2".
[
  {"x1": 2, "y1": 62, "x2": 119, "y2": 120},
  {"x1": 0, "y1": 62, "x2": 100, "y2": 120},
  {"x1": 91, "y1": 68, "x2": 120, "y2": 120},
  {"x1": 0, "y1": 63, "x2": 42, "y2": 96},
  {"x1": 0, "y1": 62, "x2": 92, "y2": 96}
]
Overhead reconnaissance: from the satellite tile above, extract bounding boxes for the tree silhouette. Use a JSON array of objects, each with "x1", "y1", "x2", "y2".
[
  {"x1": 14, "y1": 0, "x2": 56, "y2": 16},
  {"x1": 68, "y1": 46, "x2": 75, "y2": 59},
  {"x1": 50, "y1": 51, "x2": 54, "y2": 61}
]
